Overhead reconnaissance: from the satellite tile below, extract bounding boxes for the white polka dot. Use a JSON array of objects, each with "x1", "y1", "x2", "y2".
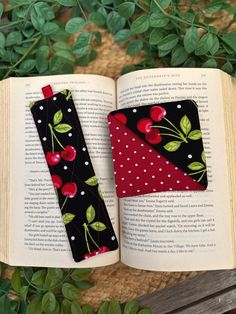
[
  {"x1": 137, "y1": 189, "x2": 140, "y2": 192},
  {"x1": 39, "y1": 106, "x2": 43, "y2": 110},
  {"x1": 114, "y1": 171, "x2": 117, "y2": 174},
  {"x1": 53, "y1": 97, "x2": 57, "y2": 101},
  {"x1": 121, "y1": 177, "x2": 124, "y2": 180},
  {"x1": 157, "y1": 155, "x2": 160, "y2": 158},
  {"x1": 133, "y1": 109, "x2": 137, "y2": 113},
  {"x1": 116, "y1": 127, "x2": 119, "y2": 130},
  {"x1": 43, "y1": 137, "x2": 47, "y2": 141},
  {"x1": 168, "y1": 174, "x2": 171, "y2": 177},
  {"x1": 118, "y1": 140, "x2": 121, "y2": 142},
  {"x1": 128, "y1": 170, "x2": 131, "y2": 173},
  {"x1": 108, "y1": 121, "x2": 111, "y2": 125},
  {"x1": 120, "y1": 165, "x2": 123, "y2": 168},
  {"x1": 127, "y1": 157, "x2": 130, "y2": 161},
  {"x1": 119, "y1": 152, "x2": 122, "y2": 155},
  {"x1": 81, "y1": 191, "x2": 85, "y2": 195},
  {"x1": 126, "y1": 145, "x2": 129, "y2": 148},
  {"x1": 68, "y1": 133, "x2": 72, "y2": 137},
  {"x1": 111, "y1": 236, "x2": 115, "y2": 240},
  {"x1": 115, "y1": 184, "x2": 117, "y2": 187},
  {"x1": 132, "y1": 138, "x2": 135, "y2": 141},
  {"x1": 184, "y1": 173, "x2": 187, "y2": 176},
  {"x1": 169, "y1": 188, "x2": 173, "y2": 191},
  {"x1": 150, "y1": 162, "x2": 154, "y2": 165},
  {"x1": 166, "y1": 161, "x2": 169, "y2": 164},
  {"x1": 141, "y1": 144, "x2": 144, "y2": 147},
  {"x1": 85, "y1": 161, "x2": 89, "y2": 165},
  {"x1": 112, "y1": 146, "x2": 114, "y2": 150},
  {"x1": 136, "y1": 176, "x2": 140, "y2": 180},
  {"x1": 134, "y1": 151, "x2": 137, "y2": 154},
  {"x1": 129, "y1": 183, "x2": 133, "y2": 186},
  {"x1": 177, "y1": 104, "x2": 181, "y2": 109},
  {"x1": 71, "y1": 236, "x2": 75, "y2": 241},
  {"x1": 122, "y1": 191, "x2": 126, "y2": 194},
  {"x1": 160, "y1": 181, "x2": 164, "y2": 185},
  {"x1": 142, "y1": 156, "x2": 145, "y2": 160},
  {"x1": 64, "y1": 166, "x2": 68, "y2": 170},
  {"x1": 152, "y1": 175, "x2": 155, "y2": 178},
  {"x1": 145, "y1": 182, "x2": 148, "y2": 186},
  {"x1": 177, "y1": 180, "x2": 180, "y2": 183},
  {"x1": 113, "y1": 159, "x2": 115, "y2": 162},
  {"x1": 186, "y1": 186, "x2": 189, "y2": 189},
  {"x1": 135, "y1": 163, "x2": 138, "y2": 167},
  {"x1": 68, "y1": 108, "x2": 72, "y2": 112},
  {"x1": 153, "y1": 189, "x2": 156, "y2": 192},
  {"x1": 110, "y1": 134, "x2": 113, "y2": 137},
  {"x1": 37, "y1": 119, "x2": 42, "y2": 124},
  {"x1": 188, "y1": 154, "x2": 192, "y2": 159},
  {"x1": 82, "y1": 147, "x2": 86, "y2": 151},
  {"x1": 144, "y1": 169, "x2": 147, "y2": 172},
  {"x1": 149, "y1": 149, "x2": 152, "y2": 152},
  {"x1": 175, "y1": 167, "x2": 178, "y2": 170},
  {"x1": 159, "y1": 168, "x2": 162, "y2": 171},
  {"x1": 124, "y1": 132, "x2": 127, "y2": 136}
]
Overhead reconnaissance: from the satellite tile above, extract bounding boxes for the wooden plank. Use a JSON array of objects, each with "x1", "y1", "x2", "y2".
[{"x1": 138, "y1": 270, "x2": 236, "y2": 314}]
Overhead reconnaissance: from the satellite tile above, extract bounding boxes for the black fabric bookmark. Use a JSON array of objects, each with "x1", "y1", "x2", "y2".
[{"x1": 30, "y1": 86, "x2": 118, "y2": 262}]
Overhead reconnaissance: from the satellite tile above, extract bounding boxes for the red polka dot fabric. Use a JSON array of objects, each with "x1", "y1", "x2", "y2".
[{"x1": 108, "y1": 113, "x2": 204, "y2": 198}]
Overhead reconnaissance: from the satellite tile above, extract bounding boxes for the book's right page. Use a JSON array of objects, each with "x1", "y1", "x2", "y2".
[{"x1": 117, "y1": 68, "x2": 234, "y2": 271}]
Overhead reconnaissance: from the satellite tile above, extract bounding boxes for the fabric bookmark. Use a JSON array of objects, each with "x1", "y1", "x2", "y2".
[{"x1": 30, "y1": 87, "x2": 118, "y2": 262}]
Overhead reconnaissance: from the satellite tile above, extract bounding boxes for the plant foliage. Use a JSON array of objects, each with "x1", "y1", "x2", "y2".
[{"x1": 0, "y1": 0, "x2": 236, "y2": 80}]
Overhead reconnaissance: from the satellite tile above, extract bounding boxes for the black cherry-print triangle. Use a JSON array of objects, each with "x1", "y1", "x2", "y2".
[
  {"x1": 108, "y1": 100, "x2": 207, "y2": 198},
  {"x1": 30, "y1": 88, "x2": 118, "y2": 262}
]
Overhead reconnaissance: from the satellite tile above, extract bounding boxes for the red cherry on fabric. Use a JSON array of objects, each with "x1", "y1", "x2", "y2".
[
  {"x1": 84, "y1": 251, "x2": 96, "y2": 259},
  {"x1": 51, "y1": 174, "x2": 62, "y2": 189},
  {"x1": 137, "y1": 118, "x2": 153, "y2": 134},
  {"x1": 61, "y1": 182, "x2": 77, "y2": 198},
  {"x1": 150, "y1": 106, "x2": 166, "y2": 122},
  {"x1": 113, "y1": 113, "x2": 127, "y2": 125},
  {"x1": 145, "y1": 128, "x2": 162, "y2": 144},
  {"x1": 61, "y1": 145, "x2": 76, "y2": 161},
  {"x1": 99, "y1": 246, "x2": 110, "y2": 253},
  {"x1": 46, "y1": 152, "x2": 61, "y2": 166}
]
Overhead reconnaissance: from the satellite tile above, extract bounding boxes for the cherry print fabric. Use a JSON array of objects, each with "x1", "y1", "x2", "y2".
[
  {"x1": 108, "y1": 100, "x2": 207, "y2": 198},
  {"x1": 30, "y1": 89, "x2": 118, "y2": 262}
]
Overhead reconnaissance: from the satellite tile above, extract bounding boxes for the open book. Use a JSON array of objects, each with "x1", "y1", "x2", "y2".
[{"x1": 0, "y1": 68, "x2": 235, "y2": 271}]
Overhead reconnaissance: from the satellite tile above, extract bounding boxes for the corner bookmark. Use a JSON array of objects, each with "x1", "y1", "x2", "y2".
[{"x1": 30, "y1": 85, "x2": 118, "y2": 262}]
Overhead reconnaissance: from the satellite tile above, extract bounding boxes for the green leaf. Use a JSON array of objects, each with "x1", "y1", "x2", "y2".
[
  {"x1": 85, "y1": 176, "x2": 98, "y2": 186},
  {"x1": 71, "y1": 302, "x2": 83, "y2": 314},
  {"x1": 114, "y1": 29, "x2": 132, "y2": 44},
  {"x1": 98, "y1": 301, "x2": 109, "y2": 314},
  {"x1": 20, "y1": 286, "x2": 28, "y2": 301},
  {"x1": 63, "y1": 213, "x2": 75, "y2": 225},
  {"x1": 0, "y1": 33, "x2": 5, "y2": 49},
  {"x1": 204, "y1": 3, "x2": 222, "y2": 14},
  {"x1": 171, "y1": 47, "x2": 189, "y2": 66},
  {"x1": 158, "y1": 34, "x2": 179, "y2": 51},
  {"x1": 98, "y1": 185, "x2": 104, "y2": 200},
  {"x1": 118, "y1": 2, "x2": 135, "y2": 19},
  {"x1": 65, "y1": 17, "x2": 87, "y2": 34},
  {"x1": 27, "y1": 296, "x2": 43, "y2": 314},
  {"x1": 89, "y1": 12, "x2": 106, "y2": 26},
  {"x1": 53, "y1": 110, "x2": 63, "y2": 125},
  {"x1": 131, "y1": 15, "x2": 149, "y2": 34},
  {"x1": 127, "y1": 40, "x2": 143, "y2": 56},
  {"x1": 188, "y1": 130, "x2": 202, "y2": 140},
  {"x1": 124, "y1": 300, "x2": 139, "y2": 314},
  {"x1": 180, "y1": 115, "x2": 191, "y2": 135},
  {"x1": 73, "y1": 32, "x2": 90, "y2": 56},
  {"x1": 75, "y1": 280, "x2": 93, "y2": 289},
  {"x1": 0, "y1": 295, "x2": 14, "y2": 314},
  {"x1": 82, "y1": 304, "x2": 94, "y2": 314},
  {"x1": 55, "y1": 50, "x2": 75, "y2": 63},
  {"x1": 184, "y1": 27, "x2": 199, "y2": 53},
  {"x1": 108, "y1": 299, "x2": 121, "y2": 314},
  {"x1": 222, "y1": 31, "x2": 236, "y2": 53},
  {"x1": 102, "y1": 0, "x2": 113, "y2": 4},
  {"x1": 11, "y1": 269, "x2": 21, "y2": 293},
  {"x1": 56, "y1": 0, "x2": 77, "y2": 6},
  {"x1": 70, "y1": 268, "x2": 92, "y2": 281},
  {"x1": 209, "y1": 35, "x2": 219, "y2": 55},
  {"x1": 86, "y1": 205, "x2": 95, "y2": 223},
  {"x1": 19, "y1": 59, "x2": 36, "y2": 72},
  {"x1": 41, "y1": 22, "x2": 59, "y2": 35},
  {"x1": 6, "y1": 31, "x2": 22, "y2": 46},
  {"x1": 31, "y1": 269, "x2": 47, "y2": 286},
  {"x1": 202, "y1": 59, "x2": 217, "y2": 68},
  {"x1": 149, "y1": 29, "x2": 164, "y2": 45},
  {"x1": 221, "y1": 61, "x2": 234, "y2": 74},
  {"x1": 106, "y1": 12, "x2": 126, "y2": 34},
  {"x1": 90, "y1": 221, "x2": 106, "y2": 232},
  {"x1": 62, "y1": 283, "x2": 80, "y2": 300},
  {"x1": 195, "y1": 32, "x2": 214, "y2": 55},
  {"x1": 31, "y1": 6, "x2": 45, "y2": 31},
  {"x1": 164, "y1": 141, "x2": 182, "y2": 152},
  {"x1": 0, "y1": 3, "x2": 4, "y2": 20},
  {"x1": 149, "y1": 12, "x2": 169, "y2": 28},
  {"x1": 201, "y1": 151, "x2": 206, "y2": 163},
  {"x1": 61, "y1": 299, "x2": 72, "y2": 314},
  {"x1": 36, "y1": 45, "x2": 49, "y2": 73},
  {"x1": 188, "y1": 162, "x2": 205, "y2": 171},
  {"x1": 137, "y1": 309, "x2": 152, "y2": 314},
  {"x1": 54, "y1": 123, "x2": 72, "y2": 133},
  {"x1": 42, "y1": 292, "x2": 56, "y2": 313},
  {"x1": 159, "y1": 0, "x2": 171, "y2": 9}
]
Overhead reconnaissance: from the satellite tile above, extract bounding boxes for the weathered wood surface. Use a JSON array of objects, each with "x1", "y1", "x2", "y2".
[{"x1": 139, "y1": 270, "x2": 236, "y2": 314}]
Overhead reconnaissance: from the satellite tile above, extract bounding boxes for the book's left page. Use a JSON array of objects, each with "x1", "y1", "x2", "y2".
[{"x1": 8, "y1": 74, "x2": 119, "y2": 268}]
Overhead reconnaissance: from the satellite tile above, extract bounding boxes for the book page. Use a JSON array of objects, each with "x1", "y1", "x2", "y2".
[
  {"x1": 9, "y1": 74, "x2": 119, "y2": 268},
  {"x1": 117, "y1": 68, "x2": 233, "y2": 271}
]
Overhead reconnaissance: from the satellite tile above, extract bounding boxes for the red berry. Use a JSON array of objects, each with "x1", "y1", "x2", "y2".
[
  {"x1": 99, "y1": 246, "x2": 110, "y2": 253},
  {"x1": 145, "y1": 128, "x2": 162, "y2": 144},
  {"x1": 61, "y1": 182, "x2": 77, "y2": 198},
  {"x1": 137, "y1": 118, "x2": 153, "y2": 134},
  {"x1": 46, "y1": 152, "x2": 61, "y2": 166},
  {"x1": 61, "y1": 145, "x2": 76, "y2": 161},
  {"x1": 113, "y1": 113, "x2": 127, "y2": 125},
  {"x1": 84, "y1": 251, "x2": 96, "y2": 259},
  {"x1": 52, "y1": 174, "x2": 62, "y2": 189},
  {"x1": 150, "y1": 106, "x2": 166, "y2": 122}
]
